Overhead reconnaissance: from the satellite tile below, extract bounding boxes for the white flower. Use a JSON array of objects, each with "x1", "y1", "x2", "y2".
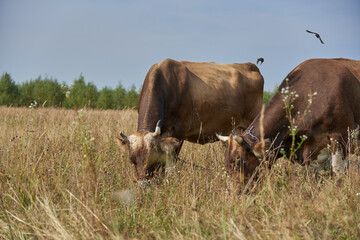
[
  {"x1": 314, "y1": 92, "x2": 318, "y2": 96},
  {"x1": 295, "y1": 94, "x2": 299, "y2": 98}
]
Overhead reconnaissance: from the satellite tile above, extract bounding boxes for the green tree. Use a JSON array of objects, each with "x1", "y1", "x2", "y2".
[
  {"x1": 0, "y1": 73, "x2": 19, "y2": 106},
  {"x1": 19, "y1": 81, "x2": 35, "y2": 106},
  {"x1": 113, "y1": 82, "x2": 126, "y2": 109},
  {"x1": 124, "y1": 84, "x2": 139, "y2": 109},
  {"x1": 18, "y1": 76, "x2": 65, "y2": 107},
  {"x1": 64, "y1": 75, "x2": 98, "y2": 108},
  {"x1": 33, "y1": 77, "x2": 65, "y2": 107},
  {"x1": 96, "y1": 87, "x2": 114, "y2": 109}
]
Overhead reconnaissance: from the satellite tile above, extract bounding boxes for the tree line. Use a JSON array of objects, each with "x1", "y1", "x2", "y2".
[
  {"x1": 0, "y1": 73, "x2": 140, "y2": 109},
  {"x1": 0, "y1": 72, "x2": 277, "y2": 109}
]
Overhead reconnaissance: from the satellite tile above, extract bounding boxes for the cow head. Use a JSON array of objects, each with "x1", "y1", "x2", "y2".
[
  {"x1": 217, "y1": 131, "x2": 271, "y2": 181},
  {"x1": 116, "y1": 120, "x2": 181, "y2": 182}
]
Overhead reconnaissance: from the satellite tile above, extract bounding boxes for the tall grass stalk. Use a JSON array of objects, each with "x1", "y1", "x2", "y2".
[{"x1": 0, "y1": 106, "x2": 359, "y2": 239}]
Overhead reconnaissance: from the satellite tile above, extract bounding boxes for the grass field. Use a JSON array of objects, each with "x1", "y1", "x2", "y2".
[{"x1": 1, "y1": 107, "x2": 359, "y2": 239}]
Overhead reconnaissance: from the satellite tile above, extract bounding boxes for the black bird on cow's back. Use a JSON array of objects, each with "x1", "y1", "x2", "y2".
[
  {"x1": 257, "y1": 58, "x2": 264, "y2": 65},
  {"x1": 306, "y1": 30, "x2": 324, "y2": 44}
]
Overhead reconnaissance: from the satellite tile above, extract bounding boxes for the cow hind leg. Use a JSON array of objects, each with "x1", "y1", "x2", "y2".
[{"x1": 329, "y1": 135, "x2": 346, "y2": 176}]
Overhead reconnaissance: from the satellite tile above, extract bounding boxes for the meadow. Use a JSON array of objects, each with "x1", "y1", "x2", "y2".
[{"x1": 0, "y1": 106, "x2": 359, "y2": 239}]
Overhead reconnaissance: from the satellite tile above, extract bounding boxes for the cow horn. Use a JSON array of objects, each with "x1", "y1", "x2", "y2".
[
  {"x1": 120, "y1": 132, "x2": 128, "y2": 140},
  {"x1": 216, "y1": 133, "x2": 229, "y2": 142},
  {"x1": 152, "y1": 120, "x2": 162, "y2": 137},
  {"x1": 232, "y1": 130, "x2": 243, "y2": 144}
]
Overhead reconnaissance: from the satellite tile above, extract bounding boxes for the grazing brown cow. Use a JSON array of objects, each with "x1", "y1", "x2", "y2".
[
  {"x1": 116, "y1": 58, "x2": 264, "y2": 182},
  {"x1": 217, "y1": 58, "x2": 360, "y2": 180}
]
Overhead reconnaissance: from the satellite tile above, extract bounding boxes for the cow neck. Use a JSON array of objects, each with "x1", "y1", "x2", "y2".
[
  {"x1": 246, "y1": 93, "x2": 289, "y2": 148},
  {"x1": 137, "y1": 95, "x2": 164, "y2": 133},
  {"x1": 137, "y1": 66, "x2": 166, "y2": 134}
]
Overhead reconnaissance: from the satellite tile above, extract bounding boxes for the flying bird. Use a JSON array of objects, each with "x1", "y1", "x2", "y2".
[
  {"x1": 306, "y1": 30, "x2": 324, "y2": 44},
  {"x1": 257, "y1": 58, "x2": 264, "y2": 65}
]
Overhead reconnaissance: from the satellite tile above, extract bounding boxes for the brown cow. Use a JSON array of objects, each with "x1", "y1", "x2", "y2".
[
  {"x1": 217, "y1": 58, "x2": 360, "y2": 180},
  {"x1": 116, "y1": 58, "x2": 264, "y2": 182}
]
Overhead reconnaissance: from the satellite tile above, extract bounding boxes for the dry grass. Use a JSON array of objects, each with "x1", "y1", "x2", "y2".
[{"x1": 0, "y1": 106, "x2": 359, "y2": 239}]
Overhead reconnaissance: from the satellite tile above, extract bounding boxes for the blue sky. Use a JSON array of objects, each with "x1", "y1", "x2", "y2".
[{"x1": 1, "y1": 0, "x2": 359, "y2": 91}]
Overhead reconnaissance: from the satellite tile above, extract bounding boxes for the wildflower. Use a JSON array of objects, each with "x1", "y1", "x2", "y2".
[
  {"x1": 29, "y1": 100, "x2": 38, "y2": 109},
  {"x1": 295, "y1": 94, "x2": 299, "y2": 98},
  {"x1": 314, "y1": 92, "x2": 318, "y2": 96},
  {"x1": 301, "y1": 135, "x2": 308, "y2": 139},
  {"x1": 356, "y1": 193, "x2": 360, "y2": 197}
]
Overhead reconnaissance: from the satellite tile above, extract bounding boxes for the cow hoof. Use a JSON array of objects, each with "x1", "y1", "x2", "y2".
[{"x1": 137, "y1": 180, "x2": 152, "y2": 188}]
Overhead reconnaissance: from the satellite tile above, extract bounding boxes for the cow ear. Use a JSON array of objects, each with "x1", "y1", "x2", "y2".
[
  {"x1": 160, "y1": 137, "x2": 181, "y2": 152},
  {"x1": 253, "y1": 138, "x2": 271, "y2": 158},
  {"x1": 115, "y1": 137, "x2": 129, "y2": 149}
]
